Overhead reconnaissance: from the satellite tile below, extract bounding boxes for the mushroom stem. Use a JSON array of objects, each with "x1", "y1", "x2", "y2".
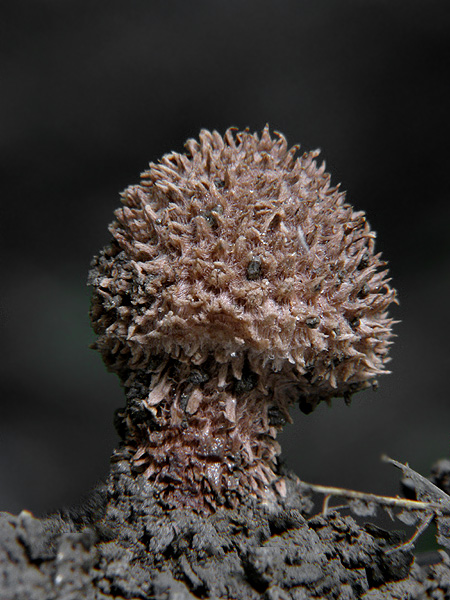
[{"x1": 114, "y1": 357, "x2": 285, "y2": 509}]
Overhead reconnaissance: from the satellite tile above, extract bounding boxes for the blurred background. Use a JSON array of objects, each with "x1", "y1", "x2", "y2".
[{"x1": 0, "y1": 0, "x2": 449, "y2": 516}]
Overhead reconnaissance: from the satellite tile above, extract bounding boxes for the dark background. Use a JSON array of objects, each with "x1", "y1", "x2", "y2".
[{"x1": 1, "y1": 0, "x2": 449, "y2": 516}]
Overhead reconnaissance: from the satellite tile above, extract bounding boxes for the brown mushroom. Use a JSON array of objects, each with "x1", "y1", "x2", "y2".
[{"x1": 89, "y1": 126, "x2": 397, "y2": 510}]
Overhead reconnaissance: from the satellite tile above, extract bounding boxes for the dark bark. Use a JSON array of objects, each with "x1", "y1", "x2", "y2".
[{"x1": 1, "y1": 456, "x2": 449, "y2": 599}]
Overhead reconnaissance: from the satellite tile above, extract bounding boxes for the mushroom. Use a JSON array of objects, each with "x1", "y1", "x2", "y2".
[{"x1": 88, "y1": 127, "x2": 397, "y2": 510}]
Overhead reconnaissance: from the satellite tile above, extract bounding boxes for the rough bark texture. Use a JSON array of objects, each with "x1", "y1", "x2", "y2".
[{"x1": 1, "y1": 458, "x2": 450, "y2": 600}]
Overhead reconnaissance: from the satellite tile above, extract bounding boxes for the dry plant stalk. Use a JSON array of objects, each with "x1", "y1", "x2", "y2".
[
  {"x1": 89, "y1": 127, "x2": 396, "y2": 510},
  {"x1": 304, "y1": 456, "x2": 450, "y2": 554}
]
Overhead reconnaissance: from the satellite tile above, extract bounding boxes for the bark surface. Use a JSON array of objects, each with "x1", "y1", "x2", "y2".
[{"x1": 1, "y1": 457, "x2": 450, "y2": 599}]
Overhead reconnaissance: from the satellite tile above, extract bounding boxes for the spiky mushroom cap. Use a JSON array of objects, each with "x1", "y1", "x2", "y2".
[{"x1": 90, "y1": 127, "x2": 396, "y2": 411}]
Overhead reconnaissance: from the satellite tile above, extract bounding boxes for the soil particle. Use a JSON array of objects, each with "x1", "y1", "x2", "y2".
[{"x1": 1, "y1": 459, "x2": 450, "y2": 599}]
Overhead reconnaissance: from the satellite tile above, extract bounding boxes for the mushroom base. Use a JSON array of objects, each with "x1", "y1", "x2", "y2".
[{"x1": 114, "y1": 357, "x2": 290, "y2": 510}]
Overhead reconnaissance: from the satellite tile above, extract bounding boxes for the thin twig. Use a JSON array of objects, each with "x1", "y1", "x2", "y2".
[
  {"x1": 304, "y1": 456, "x2": 450, "y2": 554},
  {"x1": 386, "y1": 512, "x2": 435, "y2": 555},
  {"x1": 303, "y1": 482, "x2": 447, "y2": 513}
]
